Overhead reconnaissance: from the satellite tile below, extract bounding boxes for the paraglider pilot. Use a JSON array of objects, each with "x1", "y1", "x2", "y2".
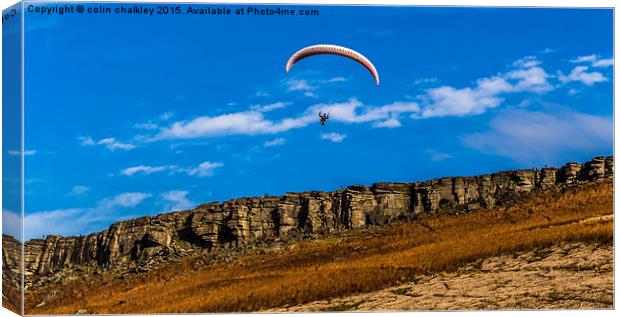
[{"x1": 319, "y1": 112, "x2": 330, "y2": 125}]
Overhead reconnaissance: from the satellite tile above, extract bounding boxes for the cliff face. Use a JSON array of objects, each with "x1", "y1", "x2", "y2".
[{"x1": 3, "y1": 156, "x2": 613, "y2": 281}]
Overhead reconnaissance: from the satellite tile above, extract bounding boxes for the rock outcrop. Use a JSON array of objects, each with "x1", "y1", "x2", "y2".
[{"x1": 2, "y1": 156, "x2": 613, "y2": 286}]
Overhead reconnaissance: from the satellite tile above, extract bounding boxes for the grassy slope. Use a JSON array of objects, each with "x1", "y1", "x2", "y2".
[{"x1": 27, "y1": 181, "x2": 613, "y2": 314}]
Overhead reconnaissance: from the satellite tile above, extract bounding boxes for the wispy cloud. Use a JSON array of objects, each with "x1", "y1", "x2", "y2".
[
  {"x1": 160, "y1": 190, "x2": 195, "y2": 211},
  {"x1": 372, "y1": 118, "x2": 402, "y2": 128},
  {"x1": 310, "y1": 99, "x2": 420, "y2": 125},
  {"x1": 285, "y1": 79, "x2": 315, "y2": 92},
  {"x1": 156, "y1": 111, "x2": 314, "y2": 140},
  {"x1": 141, "y1": 53, "x2": 610, "y2": 142},
  {"x1": 185, "y1": 161, "x2": 224, "y2": 177},
  {"x1": 120, "y1": 161, "x2": 223, "y2": 178},
  {"x1": 321, "y1": 132, "x2": 347, "y2": 143},
  {"x1": 24, "y1": 192, "x2": 151, "y2": 239},
  {"x1": 558, "y1": 66, "x2": 608, "y2": 85},
  {"x1": 462, "y1": 109, "x2": 612, "y2": 164},
  {"x1": 512, "y1": 56, "x2": 541, "y2": 68},
  {"x1": 540, "y1": 47, "x2": 556, "y2": 54},
  {"x1": 134, "y1": 112, "x2": 175, "y2": 130},
  {"x1": 570, "y1": 55, "x2": 597, "y2": 63},
  {"x1": 134, "y1": 122, "x2": 159, "y2": 130},
  {"x1": 250, "y1": 102, "x2": 290, "y2": 113},
  {"x1": 121, "y1": 165, "x2": 169, "y2": 177},
  {"x1": 264, "y1": 137, "x2": 286, "y2": 147},
  {"x1": 2, "y1": 209, "x2": 21, "y2": 239},
  {"x1": 416, "y1": 57, "x2": 552, "y2": 118},
  {"x1": 319, "y1": 77, "x2": 347, "y2": 84},
  {"x1": 592, "y1": 59, "x2": 613, "y2": 68},
  {"x1": 413, "y1": 77, "x2": 438, "y2": 85},
  {"x1": 426, "y1": 149, "x2": 453, "y2": 161},
  {"x1": 285, "y1": 77, "x2": 346, "y2": 97},
  {"x1": 255, "y1": 90, "x2": 270, "y2": 97},
  {"x1": 7, "y1": 150, "x2": 36, "y2": 156},
  {"x1": 570, "y1": 54, "x2": 613, "y2": 68},
  {"x1": 79, "y1": 136, "x2": 135, "y2": 151},
  {"x1": 97, "y1": 192, "x2": 152, "y2": 210},
  {"x1": 70, "y1": 185, "x2": 90, "y2": 196},
  {"x1": 159, "y1": 111, "x2": 174, "y2": 121}
]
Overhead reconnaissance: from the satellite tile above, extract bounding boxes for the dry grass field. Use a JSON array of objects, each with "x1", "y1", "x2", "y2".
[
  {"x1": 26, "y1": 181, "x2": 613, "y2": 314},
  {"x1": 269, "y1": 241, "x2": 613, "y2": 311},
  {"x1": 1, "y1": 283, "x2": 21, "y2": 315}
]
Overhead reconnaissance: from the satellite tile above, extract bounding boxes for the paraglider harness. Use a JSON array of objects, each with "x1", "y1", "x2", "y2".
[{"x1": 319, "y1": 112, "x2": 330, "y2": 125}]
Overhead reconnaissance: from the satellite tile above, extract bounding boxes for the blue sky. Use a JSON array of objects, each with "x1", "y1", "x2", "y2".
[{"x1": 6, "y1": 4, "x2": 613, "y2": 240}]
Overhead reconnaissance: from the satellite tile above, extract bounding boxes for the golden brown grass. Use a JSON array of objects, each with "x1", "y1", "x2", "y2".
[
  {"x1": 2, "y1": 283, "x2": 21, "y2": 314},
  {"x1": 27, "y1": 181, "x2": 613, "y2": 314}
]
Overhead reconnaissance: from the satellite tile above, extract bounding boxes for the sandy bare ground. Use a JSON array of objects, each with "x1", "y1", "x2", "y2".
[{"x1": 268, "y1": 241, "x2": 614, "y2": 311}]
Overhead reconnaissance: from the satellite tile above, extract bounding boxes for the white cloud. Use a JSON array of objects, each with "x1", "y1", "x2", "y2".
[
  {"x1": 97, "y1": 192, "x2": 152, "y2": 210},
  {"x1": 25, "y1": 208, "x2": 83, "y2": 239},
  {"x1": 97, "y1": 138, "x2": 135, "y2": 151},
  {"x1": 24, "y1": 192, "x2": 151, "y2": 240},
  {"x1": 250, "y1": 102, "x2": 289, "y2": 113},
  {"x1": 414, "y1": 77, "x2": 438, "y2": 85},
  {"x1": 505, "y1": 66, "x2": 553, "y2": 93},
  {"x1": 286, "y1": 79, "x2": 315, "y2": 92},
  {"x1": 160, "y1": 190, "x2": 195, "y2": 211},
  {"x1": 156, "y1": 111, "x2": 314, "y2": 140},
  {"x1": 592, "y1": 58, "x2": 613, "y2": 68},
  {"x1": 78, "y1": 136, "x2": 96, "y2": 146},
  {"x1": 319, "y1": 77, "x2": 347, "y2": 84},
  {"x1": 121, "y1": 165, "x2": 169, "y2": 177},
  {"x1": 144, "y1": 53, "x2": 610, "y2": 141},
  {"x1": 570, "y1": 54, "x2": 613, "y2": 68},
  {"x1": 285, "y1": 77, "x2": 345, "y2": 97},
  {"x1": 417, "y1": 58, "x2": 552, "y2": 118},
  {"x1": 120, "y1": 162, "x2": 223, "y2": 178},
  {"x1": 372, "y1": 118, "x2": 402, "y2": 128},
  {"x1": 135, "y1": 112, "x2": 174, "y2": 130},
  {"x1": 568, "y1": 88, "x2": 580, "y2": 96},
  {"x1": 570, "y1": 55, "x2": 598, "y2": 63},
  {"x1": 419, "y1": 85, "x2": 504, "y2": 118},
  {"x1": 2, "y1": 209, "x2": 21, "y2": 239},
  {"x1": 264, "y1": 138, "x2": 286, "y2": 147},
  {"x1": 310, "y1": 99, "x2": 420, "y2": 124},
  {"x1": 7, "y1": 150, "x2": 36, "y2": 156},
  {"x1": 79, "y1": 136, "x2": 135, "y2": 151},
  {"x1": 512, "y1": 56, "x2": 541, "y2": 68},
  {"x1": 159, "y1": 111, "x2": 174, "y2": 121},
  {"x1": 155, "y1": 99, "x2": 421, "y2": 140},
  {"x1": 304, "y1": 91, "x2": 318, "y2": 98},
  {"x1": 540, "y1": 47, "x2": 556, "y2": 54},
  {"x1": 255, "y1": 91, "x2": 270, "y2": 97},
  {"x1": 70, "y1": 185, "x2": 90, "y2": 196},
  {"x1": 558, "y1": 66, "x2": 607, "y2": 85},
  {"x1": 134, "y1": 122, "x2": 159, "y2": 130},
  {"x1": 462, "y1": 109, "x2": 612, "y2": 164},
  {"x1": 321, "y1": 133, "x2": 346, "y2": 143},
  {"x1": 427, "y1": 149, "x2": 454, "y2": 161},
  {"x1": 184, "y1": 161, "x2": 224, "y2": 177}
]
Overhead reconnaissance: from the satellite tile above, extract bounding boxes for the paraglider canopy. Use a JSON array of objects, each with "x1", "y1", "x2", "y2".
[{"x1": 285, "y1": 44, "x2": 380, "y2": 86}]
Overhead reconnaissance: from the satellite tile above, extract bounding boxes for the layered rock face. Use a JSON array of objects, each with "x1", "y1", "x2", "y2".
[{"x1": 3, "y1": 156, "x2": 613, "y2": 281}]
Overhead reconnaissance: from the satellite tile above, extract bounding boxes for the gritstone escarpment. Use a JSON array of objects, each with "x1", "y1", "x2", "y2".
[{"x1": 1, "y1": 156, "x2": 613, "y2": 288}]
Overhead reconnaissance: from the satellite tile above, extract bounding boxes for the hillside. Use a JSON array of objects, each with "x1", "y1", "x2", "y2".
[
  {"x1": 25, "y1": 178, "x2": 613, "y2": 313},
  {"x1": 269, "y1": 240, "x2": 613, "y2": 311},
  {"x1": 1, "y1": 156, "x2": 613, "y2": 313}
]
